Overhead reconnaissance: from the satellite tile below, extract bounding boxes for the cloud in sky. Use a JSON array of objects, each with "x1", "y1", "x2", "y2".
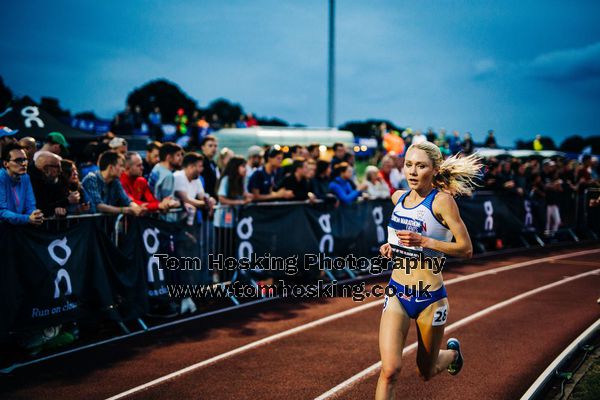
[
  {"x1": 2, "y1": 0, "x2": 600, "y2": 146},
  {"x1": 527, "y1": 41, "x2": 600, "y2": 82}
]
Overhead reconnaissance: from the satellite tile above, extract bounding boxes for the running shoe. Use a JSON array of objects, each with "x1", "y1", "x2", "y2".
[{"x1": 447, "y1": 338, "x2": 463, "y2": 375}]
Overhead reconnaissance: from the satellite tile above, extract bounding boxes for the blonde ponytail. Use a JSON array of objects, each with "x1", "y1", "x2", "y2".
[{"x1": 407, "y1": 141, "x2": 482, "y2": 196}]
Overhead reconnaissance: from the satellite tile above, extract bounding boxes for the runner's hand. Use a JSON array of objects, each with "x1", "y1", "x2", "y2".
[
  {"x1": 396, "y1": 230, "x2": 423, "y2": 247},
  {"x1": 379, "y1": 243, "x2": 392, "y2": 258}
]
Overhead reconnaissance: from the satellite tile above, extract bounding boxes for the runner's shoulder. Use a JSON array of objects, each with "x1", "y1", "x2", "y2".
[{"x1": 391, "y1": 190, "x2": 407, "y2": 205}]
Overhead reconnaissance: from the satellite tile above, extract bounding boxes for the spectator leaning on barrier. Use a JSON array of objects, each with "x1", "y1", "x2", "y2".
[
  {"x1": 247, "y1": 147, "x2": 293, "y2": 201},
  {"x1": 174, "y1": 152, "x2": 212, "y2": 315},
  {"x1": 329, "y1": 162, "x2": 365, "y2": 204},
  {"x1": 365, "y1": 165, "x2": 391, "y2": 199},
  {"x1": 275, "y1": 158, "x2": 316, "y2": 202},
  {"x1": 199, "y1": 135, "x2": 219, "y2": 198},
  {"x1": 0, "y1": 143, "x2": 43, "y2": 225},
  {"x1": 60, "y1": 159, "x2": 91, "y2": 214},
  {"x1": 148, "y1": 142, "x2": 183, "y2": 221},
  {"x1": 148, "y1": 142, "x2": 183, "y2": 200},
  {"x1": 121, "y1": 152, "x2": 178, "y2": 212},
  {"x1": 29, "y1": 151, "x2": 70, "y2": 218},
  {"x1": 215, "y1": 156, "x2": 253, "y2": 211},
  {"x1": 174, "y1": 152, "x2": 211, "y2": 225},
  {"x1": 214, "y1": 156, "x2": 253, "y2": 260},
  {"x1": 34, "y1": 131, "x2": 68, "y2": 161},
  {"x1": 81, "y1": 150, "x2": 142, "y2": 215}
]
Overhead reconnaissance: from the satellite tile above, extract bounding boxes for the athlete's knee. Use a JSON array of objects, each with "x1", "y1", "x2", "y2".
[{"x1": 380, "y1": 363, "x2": 402, "y2": 384}]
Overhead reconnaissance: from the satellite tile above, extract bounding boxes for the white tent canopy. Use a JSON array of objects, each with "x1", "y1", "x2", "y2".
[{"x1": 214, "y1": 127, "x2": 355, "y2": 155}]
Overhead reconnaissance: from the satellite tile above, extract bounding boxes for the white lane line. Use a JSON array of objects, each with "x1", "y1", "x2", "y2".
[
  {"x1": 520, "y1": 318, "x2": 600, "y2": 400},
  {"x1": 314, "y1": 268, "x2": 600, "y2": 400},
  {"x1": 106, "y1": 248, "x2": 600, "y2": 400}
]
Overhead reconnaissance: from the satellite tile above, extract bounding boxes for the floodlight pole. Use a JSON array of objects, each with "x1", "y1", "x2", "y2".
[{"x1": 328, "y1": 0, "x2": 335, "y2": 128}]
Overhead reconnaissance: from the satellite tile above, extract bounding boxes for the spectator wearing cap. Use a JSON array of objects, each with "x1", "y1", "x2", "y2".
[
  {"x1": 81, "y1": 150, "x2": 142, "y2": 215},
  {"x1": 365, "y1": 166, "x2": 391, "y2": 199},
  {"x1": 143, "y1": 141, "x2": 161, "y2": 180},
  {"x1": 329, "y1": 162, "x2": 364, "y2": 204},
  {"x1": 18, "y1": 137, "x2": 37, "y2": 163},
  {"x1": 34, "y1": 132, "x2": 68, "y2": 161},
  {"x1": 121, "y1": 152, "x2": 178, "y2": 212},
  {"x1": 0, "y1": 143, "x2": 43, "y2": 225},
  {"x1": 0, "y1": 126, "x2": 18, "y2": 154},
  {"x1": 29, "y1": 151, "x2": 70, "y2": 217},
  {"x1": 109, "y1": 137, "x2": 128, "y2": 155},
  {"x1": 245, "y1": 145, "x2": 264, "y2": 188},
  {"x1": 247, "y1": 148, "x2": 293, "y2": 201}
]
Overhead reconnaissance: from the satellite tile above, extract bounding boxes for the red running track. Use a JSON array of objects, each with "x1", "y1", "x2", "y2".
[{"x1": 1, "y1": 245, "x2": 599, "y2": 400}]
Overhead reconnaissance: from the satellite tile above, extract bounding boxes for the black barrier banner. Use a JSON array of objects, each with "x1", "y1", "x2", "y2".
[
  {"x1": 0, "y1": 220, "x2": 137, "y2": 337},
  {"x1": 120, "y1": 217, "x2": 180, "y2": 304},
  {"x1": 500, "y1": 193, "x2": 544, "y2": 233},
  {"x1": 456, "y1": 193, "x2": 524, "y2": 238},
  {"x1": 235, "y1": 200, "x2": 394, "y2": 267}
]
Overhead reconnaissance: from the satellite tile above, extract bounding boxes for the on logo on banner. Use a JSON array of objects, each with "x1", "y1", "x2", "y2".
[{"x1": 48, "y1": 237, "x2": 73, "y2": 299}]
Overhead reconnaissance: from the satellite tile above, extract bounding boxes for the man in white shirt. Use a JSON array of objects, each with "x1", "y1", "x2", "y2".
[
  {"x1": 173, "y1": 152, "x2": 215, "y2": 312},
  {"x1": 174, "y1": 152, "x2": 209, "y2": 226}
]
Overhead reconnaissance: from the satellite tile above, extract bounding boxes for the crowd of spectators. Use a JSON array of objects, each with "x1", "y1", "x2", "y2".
[
  {"x1": 110, "y1": 105, "x2": 259, "y2": 147},
  {"x1": 1, "y1": 122, "x2": 600, "y2": 354},
  {"x1": 2, "y1": 124, "x2": 599, "y2": 230}
]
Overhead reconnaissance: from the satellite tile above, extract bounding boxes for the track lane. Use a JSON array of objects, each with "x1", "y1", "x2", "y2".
[
  {"x1": 332, "y1": 268, "x2": 600, "y2": 399},
  {"x1": 1, "y1": 246, "x2": 598, "y2": 400},
  {"x1": 113, "y1": 253, "x2": 600, "y2": 399}
]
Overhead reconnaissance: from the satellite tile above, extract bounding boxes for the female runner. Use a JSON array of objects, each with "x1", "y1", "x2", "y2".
[{"x1": 376, "y1": 141, "x2": 481, "y2": 399}]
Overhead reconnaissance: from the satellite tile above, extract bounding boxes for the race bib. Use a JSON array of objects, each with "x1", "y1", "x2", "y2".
[{"x1": 432, "y1": 304, "x2": 448, "y2": 326}]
